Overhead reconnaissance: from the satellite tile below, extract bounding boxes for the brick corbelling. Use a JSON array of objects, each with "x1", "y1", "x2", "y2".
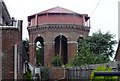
[
  {"x1": 27, "y1": 25, "x2": 90, "y2": 36},
  {"x1": 28, "y1": 24, "x2": 90, "y2": 31}
]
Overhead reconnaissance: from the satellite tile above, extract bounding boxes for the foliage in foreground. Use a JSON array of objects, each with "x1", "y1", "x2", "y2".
[
  {"x1": 90, "y1": 65, "x2": 118, "y2": 81},
  {"x1": 23, "y1": 66, "x2": 32, "y2": 80},
  {"x1": 40, "y1": 67, "x2": 49, "y2": 80}
]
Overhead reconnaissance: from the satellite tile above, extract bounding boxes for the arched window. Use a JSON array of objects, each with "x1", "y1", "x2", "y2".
[
  {"x1": 35, "y1": 37, "x2": 44, "y2": 66},
  {"x1": 54, "y1": 35, "x2": 68, "y2": 64}
]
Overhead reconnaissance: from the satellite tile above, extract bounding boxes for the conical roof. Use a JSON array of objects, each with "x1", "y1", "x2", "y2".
[
  {"x1": 39, "y1": 6, "x2": 77, "y2": 14},
  {"x1": 28, "y1": 6, "x2": 88, "y2": 22},
  {"x1": 30, "y1": 6, "x2": 80, "y2": 17}
]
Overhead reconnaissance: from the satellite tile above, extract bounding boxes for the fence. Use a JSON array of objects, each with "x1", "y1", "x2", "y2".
[
  {"x1": 67, "y1": 61, "x2": 120, "y2": 80},
  {"x1": 67, "y1": 67, "x2": 91, "y2": 79},
  {"x1": 34, "y1": 61, "x2": 120, "y2": 80}
]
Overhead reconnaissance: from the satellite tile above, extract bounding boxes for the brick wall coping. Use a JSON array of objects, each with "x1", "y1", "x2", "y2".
[{"x1": 0, "y1": 26, "x2": 18, "y2": 29}]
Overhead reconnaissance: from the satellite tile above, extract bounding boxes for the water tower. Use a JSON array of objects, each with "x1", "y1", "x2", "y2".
[{"x1": 27, "y1": 6, "x2": 90, "y2": 66}]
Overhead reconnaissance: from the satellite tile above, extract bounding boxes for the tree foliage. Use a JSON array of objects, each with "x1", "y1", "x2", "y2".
[
  {"x1": 23, "y1": 38, "x2": 29, "y2": 54},
  {"x1": 86, "y1": 31, "x2": 116, "y2": 58},
  {"x1": 72, "y1": 40, "x2": 95, "y2": 66},
  {"x1": 22, "y1": 38, "x2": 29, "y2": 61},
  {"x1": 72, "y1": 30, "x2": 117, "y2": 66}
]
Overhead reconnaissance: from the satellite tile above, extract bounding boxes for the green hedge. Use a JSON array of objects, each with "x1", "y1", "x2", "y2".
[{"x1": 90, "y1": 65, "x2": 118, "y2": 81}]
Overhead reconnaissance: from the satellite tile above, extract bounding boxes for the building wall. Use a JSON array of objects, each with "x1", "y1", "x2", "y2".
[
  {"x1": 28, "y1": 7, "x2": 90, "y2": 67},
  {"x1": 28, "y1": 24, "x2": 90, "y2": 66},
  {"x1": 0, "y1": 27, "x2": 2, "y2": 81},
  {"x1": 0, "y1": 1, "x2": 23, "y2": 80},
  {"x1": 1, "y1": 26, "x2": 23, "y2": 80},
  {"x1": 30, "y1": 14, "x2": 83, "y2": 26}
]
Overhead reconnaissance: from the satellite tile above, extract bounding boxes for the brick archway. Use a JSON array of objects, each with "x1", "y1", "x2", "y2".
[
  {"x1": 54, "y1": 35, "x2": 68, "y2": 64},
  {"x1": 34, "y1": 36, "x2": 44, "y2": 66}
]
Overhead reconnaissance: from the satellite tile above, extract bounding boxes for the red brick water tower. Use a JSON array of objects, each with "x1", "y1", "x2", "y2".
[{"x1": 27, "y1": 6, "x2": 90, "y2": 66}]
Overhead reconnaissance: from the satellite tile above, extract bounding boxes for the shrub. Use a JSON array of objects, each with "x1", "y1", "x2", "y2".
[
  {"x1": 52, "y1": 55, "x2": 62, "y2": 67},
  {"x1": 23, "y1": 65, "x2": 32, "y2": 80},
  {"x1": 90, "y1": 65, "x2": 118, "y2": 81},
  {"x1": 23, "y1": 70, "x2": 32, "y2": 80},
  {"x1": 40, "y1": 67, "x2": 49, "y2": 80},
  {"x1": 63, "y1": 63, "x2": 72, "y2": 67}
]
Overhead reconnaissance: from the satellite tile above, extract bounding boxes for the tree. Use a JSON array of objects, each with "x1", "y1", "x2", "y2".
[
  {"x1": 23, "y1": 38, "x2": 29, "y2": 53},
  {"x1": 86, "y1": 31, "x2": 117, "y2": 59},
  {"x1": 72, "y1": 30, "x2": 117, "y2": 66},
  {"x1": 22, "y1": 38, "x2": 29, "y2": 61},
  {"x1": 72, "y1": 40, "x2": 95, "y2": 66}
]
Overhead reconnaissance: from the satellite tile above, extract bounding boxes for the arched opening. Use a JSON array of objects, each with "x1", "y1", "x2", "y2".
[
  {"x1": 77, "y1": 37, "x2": 83, "y2": 53},
  {"x1": 35, "y1": 37, "x2": 44, "y2": 66},
  {"x1": 54, "y1": 35, "x2": 68, "y2": 65}
]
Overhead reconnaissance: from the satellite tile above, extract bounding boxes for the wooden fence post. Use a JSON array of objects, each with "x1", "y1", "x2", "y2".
[
  {"x1": 117, "y1": 64, "x2": 120, "y2": 71},
  {"x1": 117, "y1": 63, "x2": 120, "y2": 81}
]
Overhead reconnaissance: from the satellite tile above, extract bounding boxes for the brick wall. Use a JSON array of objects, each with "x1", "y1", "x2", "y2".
[
  {"x1": 1, "y1": 27, "x2": 22, "y2": 79},
  {"x1": 30, "y1": 14, "x2": 83, "y2": 26},
  {"x1": 28, "y1": 24, "x2": 90, "y2": 66},
  {"x1": 49, "y1": 67, "x2": 66, "y2": 80}
]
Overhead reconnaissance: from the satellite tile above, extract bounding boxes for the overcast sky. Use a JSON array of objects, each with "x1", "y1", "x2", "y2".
[{"x1": 4, "y1": 0, "x2": 119, "y2": 41}]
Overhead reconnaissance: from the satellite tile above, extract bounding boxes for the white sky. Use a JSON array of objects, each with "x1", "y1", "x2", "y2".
[
  {"x1": 3, "y1": 0, "x2": 119, "y2": 40},
  {"x1": 3, "y1": 0, "x2": 119, "y2": 60}
]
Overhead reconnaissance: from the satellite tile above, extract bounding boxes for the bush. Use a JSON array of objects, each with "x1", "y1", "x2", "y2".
[
  {"x1": 52, "y1": 55, "x2": 62, "y2": 67},
  {"x1": 90, "y1": 65, "x2": 118, "y2": 81},
  {"x1": 23, "y1": 70, "x2": 32, "y2": 80},
  {"x1": 23, "y1": 65, "x2": 32, "y2": 80},
  {"x1": 40, "y1": 67, "x2": 49, "y2": 80},
  {"x1": 63, "y1": 63, "x2": 72, "y2": 67}
]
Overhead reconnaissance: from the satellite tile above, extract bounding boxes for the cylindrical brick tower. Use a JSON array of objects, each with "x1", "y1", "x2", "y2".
[{"x1": 27, "y1": 6, "x2": 90, "y2": 66}]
